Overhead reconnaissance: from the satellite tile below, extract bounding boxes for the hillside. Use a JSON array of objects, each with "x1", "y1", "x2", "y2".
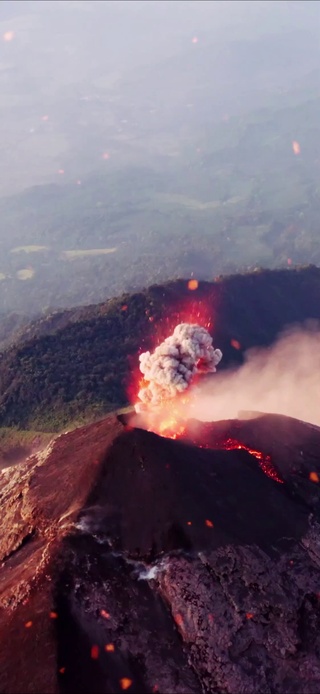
[
  {"x1": 1, "y1": 265, "x2": 320, "y2": 430},
  {"x1": 3, "y1": 410, "x2": 320, "y2": 692}
]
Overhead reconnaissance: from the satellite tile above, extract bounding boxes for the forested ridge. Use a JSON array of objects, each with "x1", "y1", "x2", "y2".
[{"x1": 0, "y1": 266, "x2": 320, "y2": 430}]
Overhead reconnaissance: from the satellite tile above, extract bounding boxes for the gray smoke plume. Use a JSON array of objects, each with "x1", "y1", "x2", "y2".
[
  {"x1": 188, "y1": 324, "x2": 320, "y2": 427},
  {"x1": 136, "y1": 323, "x2": 222, "y2": 410}
]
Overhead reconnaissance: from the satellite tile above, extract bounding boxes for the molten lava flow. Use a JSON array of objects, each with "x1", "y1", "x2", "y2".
[{"x1": 222, "y1": 438, "x2": 284, "y2": 484}]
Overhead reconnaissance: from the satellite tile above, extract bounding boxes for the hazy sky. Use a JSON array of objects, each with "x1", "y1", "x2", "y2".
[
  {"x1": 0, "y1": 0, "x2": 319, "y2": 195},
  {"x1": 0, "y1": 0, "x2": 320, "y2": 315}
]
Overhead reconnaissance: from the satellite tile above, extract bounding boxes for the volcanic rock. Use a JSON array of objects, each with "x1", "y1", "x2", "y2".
[{"x1": 2, "y1": 412, "x2": 320, "y2": 693}]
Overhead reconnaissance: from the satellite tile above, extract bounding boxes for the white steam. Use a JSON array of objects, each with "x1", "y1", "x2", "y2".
[
  {"x1": 136, "y1": 323, "x2": 222, "y2": 409},
  {"x1": 188, "y1": 324, "x2": 320, "y2": 427}
]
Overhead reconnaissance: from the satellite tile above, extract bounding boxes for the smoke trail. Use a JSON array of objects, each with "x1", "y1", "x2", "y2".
[
  {"x1": 188, "y1": 324, "x2": 320, "y2": 427},
  {"x1": 136, "y1": 323, "x2": 222, "y2": 410}
]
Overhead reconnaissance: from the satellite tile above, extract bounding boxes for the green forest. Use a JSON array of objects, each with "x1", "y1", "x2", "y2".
[{"x1": 0, "y1": 266, "x2": 320, "y2": 431}]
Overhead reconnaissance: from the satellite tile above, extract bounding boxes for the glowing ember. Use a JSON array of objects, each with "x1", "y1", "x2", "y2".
[
  {"x1": 309, "y1": 471, "x2": 319, "y2": 483},
  {"x1": 105, "y1": 643, "x2": 115, "y2": 652},
  {"x1": 3, "y1": 31, "x2": 14, "y2": 42},
  {"x1": 25, "y1": 621, "x2": 33, "y2": 628},
  {"x1": 91, "y1": 645, "x2": 100, "y2": 660},
  {"x1": 188, "y1": 279, "x2": 199, "y2": 291},
  {"x1": 231, "y1": 339, "x2": 241, "y2": 350},
  {"x1": 292, "y1": 141, "x2": 301, "y2": 155},
  {"x1": 49, "y1": 611, "x2": 58, "y2": 619},
  {"x1": 174, "y1": 613, "x2": 184, "y2": 627},
  {"x1": 205, "y1": 519, "x2": 214, "y2": 528},
  {"x1": 100, "y1": 609, "x2": 110, "y2": 619},
  {"x1": 120, "y1": 678, "x2": 133, "y2": 691}
]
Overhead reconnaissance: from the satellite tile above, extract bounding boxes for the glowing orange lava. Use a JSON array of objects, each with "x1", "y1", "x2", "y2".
[
  {"x1": 140, "y1": 394, "x2": 190, "y2": 439},
  {"x1": 158, "y1": 416, "x2": 185, "y2": 439},
  {"x1": 221, "y1": 438, "x2": 283, "y2": 484}
]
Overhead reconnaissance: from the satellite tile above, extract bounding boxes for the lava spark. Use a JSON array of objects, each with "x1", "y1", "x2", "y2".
[
  {"x1": 91, "y1": 645, "x2": 99, "y2": 659},
  {"x1": 292, "y1": 141, "x2": 301, "y2": 155},
  {"x1": 105, "y1": 643, "x2": 115, "y2": 652}
]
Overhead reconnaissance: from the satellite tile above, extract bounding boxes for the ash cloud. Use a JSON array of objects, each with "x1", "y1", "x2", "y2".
[
  {"x1": 188, "y1": 324, "x2": 320, "y2": 427},
  {"x1": 136, "y1": 323, "x2": 222, "y2": 410}
]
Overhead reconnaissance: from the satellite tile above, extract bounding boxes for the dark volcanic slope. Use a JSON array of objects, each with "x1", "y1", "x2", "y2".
[
  {"x1": 2, "y1": 413, "x2": 320, "y2": 693},
  {"x1": 84, "y1": 427, "x2": 307, "y2": 557},
  {"x1": 1, "y1": 266, "x2": 320, "y2": 428}
]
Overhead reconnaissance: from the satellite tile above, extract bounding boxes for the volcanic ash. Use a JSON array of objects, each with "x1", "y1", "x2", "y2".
[{"x1": 136, "y1": 323, "x2": 222, "y2": 410}]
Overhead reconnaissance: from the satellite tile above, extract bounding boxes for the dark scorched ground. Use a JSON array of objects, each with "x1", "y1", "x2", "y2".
[{"x1": 1, "y1": 412, "x2": 320, "y2": 693}]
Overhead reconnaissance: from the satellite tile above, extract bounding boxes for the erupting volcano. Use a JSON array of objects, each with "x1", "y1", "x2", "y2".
[
  {"x1": 4, "y1": 308, "x2": 320, "y2": 693},
  {"x1": 134, "y1": 322, "x2": 222, "y2": 438},
  {"x1": 130, "y1": 317, "x2": 287, "y2": 485}
]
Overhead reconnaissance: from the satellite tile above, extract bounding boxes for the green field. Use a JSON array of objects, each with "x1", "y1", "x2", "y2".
[
  {"x1": 16, "y1": 268, "x2": 35, "y2": 280},
  {"x1": 11, "y1": 246, "x2": 49, "y2": 253},
  {"x1": 61, "y1": 248, "x2": 117, "y2": 259}
]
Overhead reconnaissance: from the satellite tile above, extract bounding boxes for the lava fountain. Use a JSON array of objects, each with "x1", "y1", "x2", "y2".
[{"x1": 133, "y1": 322, "x2": 222, "y2": 438}]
